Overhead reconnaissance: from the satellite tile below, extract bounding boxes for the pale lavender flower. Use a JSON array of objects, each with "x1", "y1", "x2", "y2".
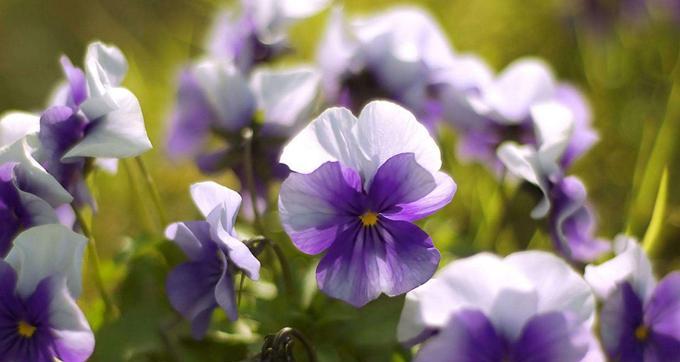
[
  {"x1": 165, "y1": 182, "x2": 260, "y2": 339},
  {"x1": 206, "y1": 0, "x2": 330, "y2": 72},
  {"x1": 585, "y1": 236, "x2": 680, "y2": 360},
  {"x1": 498, "y1": 102, "x2": 609, "y2": 262},
  {"x1": 317, "y1": 6, "x2": 457, "y2": 130},
  {"x1": 398, "y1": 252, "x2": 604, "y2": 361},
  {"x1": 0, "y1": 224, "x2": 93, "y2": 361},
  {"x1": 278, "y1": 101, "x2": 456, "y2": 307}
]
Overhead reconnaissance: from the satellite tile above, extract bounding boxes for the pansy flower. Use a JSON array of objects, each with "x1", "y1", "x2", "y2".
[
  {"x1": 398, "y1": 251, "x2": 604, "y2": 361},
  {"x1": 165, "y1": 181, "x2": 260, "y2": 339},
  {"x1": 166, "y1": 59, "x2": 320, "y2": 216},
  {"x1": 278, "y1": 100, "x2": 456, "y2": 307},
  {"x1": 317, "y1": 6, "x2": 457, "y2": 130},
  {"x1": 585, "y1": 236, "x2": 680, "y2": 360},
  {"x1": 442, "y1": 58, "x2": 598, "y2": 172},
  {"x1": 0, "y1": 224, "x2": 93, "y2": 361},
  {"x1": 37, "y1": 42, "x2": 151, "y2": 206},
  {"x1": 206, "y1": 0, "x2": 330, "y2": 72},
  {"x1": 0, "y1": 116, "x2": 73, "y2": 256},
  {"x1": 498, "y1": 102, "x2": 609, "y2": 262}
]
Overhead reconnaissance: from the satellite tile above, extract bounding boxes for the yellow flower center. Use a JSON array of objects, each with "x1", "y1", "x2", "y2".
[
  {"x1": 359, "y1": 211, "x2": 378, "y2": 227},
  {"x1": 17, "y1": 320, "x2": 36, "y2": 338},
  {"x1": 635, "y1": 325, "x2": 649, "y2": 341}
]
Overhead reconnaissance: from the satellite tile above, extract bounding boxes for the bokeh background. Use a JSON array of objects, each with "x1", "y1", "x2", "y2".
[{"x1": 1, "y1": 0, "x2": 679, "y2": 361}]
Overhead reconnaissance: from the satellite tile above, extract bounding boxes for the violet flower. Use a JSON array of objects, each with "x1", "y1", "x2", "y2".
[
  {"x1": 442, "y1": 58, "x2": 598, "y2": 172},
  {"x1": 585, "y1": 236, "x2": 680, "y2": 360},
  {"x1": 206, "y1": 0, "x2": 330, "y2": 72},
  {"x1": 398, "y1": 252, "x2": 604, "y2": 362},
  {"x1": 0, "y1": 224, "x2": 93, "y2": 361},
  {"x1": 165, "y1": 181, "x2": 260, "y2": 339},
  {"x1": 278, "y1": 100, "x2": 456, "y2": 307},
  {"x1": 37, "y1": 42, "x2": 151, "y2": 206},
  {"x1": 166, "y1": 59, "x2": 321, "y2": 216},
  {"x1": 0, "y1": 119, "x2": 73, "y2": 256},
  {"x1": 498, "y1": 102, "x2": 609, "y2": 262},
  {"x1": 317, "y1": 6, "x2": 457, "y2": 130}
]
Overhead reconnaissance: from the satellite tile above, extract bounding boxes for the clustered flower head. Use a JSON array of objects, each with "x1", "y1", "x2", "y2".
[{"x1": 278, "y1": 100, "x2": 456, "y2": 307}]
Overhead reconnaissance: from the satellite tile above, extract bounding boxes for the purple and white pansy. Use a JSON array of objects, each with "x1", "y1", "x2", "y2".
[
  {"x1": 166, "y1": 58, "x2": 321, "y2": 216},
  {"x1": 442, "y1": 57, "x2": 598, "y2": 172},
  {"x1": 498, "y1": 102, "x2": 609, "y2": 262},
  {"x1": 585, "y1": 236, "x2": 680, "y2": 361},
  {"x1": 278, "y1": 100, "x2": 456, "y2": 307},
  {"x1": 0, "y1": 117, "x2": 73, "y2": 256},
  {"x1": 206, "y1": 0, "x2": 330, "y2": 72},
  {"x1": 398, "y1": 251, "x2": 604, "y2": 362},
  {"x1": 165, "y1": 181, "x2": 260, "y2": 339},
  {"x1": 317, "y1": 6, "x2": 457, "y2": 130},
  {"x1": 0, "y1": 224, "x2": 93, "y2": 361}
]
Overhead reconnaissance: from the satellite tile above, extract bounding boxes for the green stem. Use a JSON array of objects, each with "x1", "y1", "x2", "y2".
[
  {"x1": 248, "y1": 237, "x2": 294, "y2": 298},
  {"x1": 241, "y1": 128, "x2": 264, "y2": 233},
  {"x1": 134, "y1": 156, "x2": 168, "y2": 228},
  {"x1": 72, "y1": 206, "x2": 118, "y2": 321}
]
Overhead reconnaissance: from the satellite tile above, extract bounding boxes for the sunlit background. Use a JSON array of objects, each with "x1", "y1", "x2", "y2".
[{"x1": 1, "y1": 0, "x2": 679, "y2": 360}]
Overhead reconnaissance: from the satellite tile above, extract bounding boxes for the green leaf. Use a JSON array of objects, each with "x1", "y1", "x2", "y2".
[{"x1": 642, "y1": 167, "x2": 669, "y2": 256}]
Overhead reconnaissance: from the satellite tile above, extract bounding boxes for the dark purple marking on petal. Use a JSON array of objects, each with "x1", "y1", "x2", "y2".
[
  {"x1": 512, "y1": 311, "x2": 591, "y2": 362},
  {"x1": 59, "y1": 56, "x2": 87, "y2": 107},
  {"x1": 644, "y1": 272, "x2": 680, "y2": 359},
  {"x1": 600, "y1": 282, "x2": 646, "y2": 361}
]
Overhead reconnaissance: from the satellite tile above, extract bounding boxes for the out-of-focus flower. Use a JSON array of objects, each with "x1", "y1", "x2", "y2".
[
  {"x1": 0, "y1": 116, "x2": 73, "y2": 256},
  {"x1": 278, "y1": 101, "x2": 456, "y2": 307},
  {"x1": 166, "y1": 59, "x2": 320, "y2": 216},
  {"x1": 317, "y1": 7, "x2": 457, "y2": 130},
  {"x1": 207, "y1": 0, "x2": 331, "y2": 72},
  {"x1": 442, "y1": 58, "x2": 598, "y2": 172},
  {"x1": 36, "y1": 42, "x2": 150, "y2": 208},
  {"x1": 165, "y1": 181, "x2": 260, "y2": 339},
  {"x1": 398, "y1": 252, "x2": 604, "y2": 362},
  {"x1": 0, "y1": 224, "x2": 93, "y2": 361},
  {"x1": 498, "y1": 102, "x2": 609, "y2": 262},
  {"x1": 585, "y1": 236, "x2": 680, "y2": 360}
]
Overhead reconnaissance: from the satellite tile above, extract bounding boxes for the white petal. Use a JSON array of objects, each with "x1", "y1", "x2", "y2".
[
  {"x1": 251, "y1": 66, "x2": 321, "y2": 136},
  {"x1": 65, "y1": 87, "x2": 152, "y2": 159},
  {"x1": 584, "y1": 235, "x2": 656, "y2": 301},
  {"x1": 280, "y1": 106, "x2": 363, "y2": 174},
  {"x1": 497, "y1": 142, "x2": 550, "y2": 218},
  {"x1": 0, "y1": 111, "x2": 40, "y2": 148},
  {"x1": 5, "y1": 224, "x2": 87, "y2": 298},
  {"x1": 482, "y1": 58, "x2": 556, "y2": 123},
  {"x1": 0, "y1": 137, "x2": 72, "y2": 206},
  {"x1": 207, "y1": 207, "x2": 260, "y2": 280},
  {"x1": 192, "y1": 59, "x2": 254, "y2": 132},
  {"x1": 84, "y1": 41, "x2": 128, "y2": 98},
  {"x1": 531, "y1": 101, "x2": 574, "y2": 175},
  {"x1": 278, "y1": 0, "x2": 331, "y2": 19},
  {"x1": 49, "y1": 278, "x2": 95, "y2": 361},
  {"x1": 355, "y1": 101, "x2": 442, "y2": 186},
  {"x1": 505, "y1": 251, "x2": 597, "y2": 327},
  {"x1": 190, "y1": 181, "x2": 242, "y2": 228},
  {"x1": 397, "y1": 253, "x2": 532, "y2": 343}
]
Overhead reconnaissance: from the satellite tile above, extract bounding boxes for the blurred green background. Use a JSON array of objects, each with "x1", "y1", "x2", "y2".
[{"x1": 1, "y1": 0, "x2": 679, "y2": 361}]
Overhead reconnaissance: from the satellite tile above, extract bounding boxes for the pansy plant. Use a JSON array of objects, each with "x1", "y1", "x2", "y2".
[
  {"x1": 278, "y1": 100, "x2": 456, "y2": 307},
  {"x1": 0, "y1": 224, "x2": 93, "y2": 361},
  {"x1": 165, "y1": 181, "x2": 260, "y2": 339},
  {"x1": 398, "y1": 251, "x2": 604, "y2": 362},
  {"x1": 585, "y1": 236, "x2": 680, "y2": 360}
]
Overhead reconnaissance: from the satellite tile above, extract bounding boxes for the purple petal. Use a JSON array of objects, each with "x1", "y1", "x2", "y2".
[
  {"x1": 645, "y1": 272, "x2": 680, "y2": 358},
  {"x1": 164, "y1": 221, "x2": 213, "y2": 261},
  {"x1": 368, "y1": 153, "x2": 437, "y2": 213},
  {"x1": 214, "y1": 255, "x2": 238, "y2": 321},
  {"x1": 59, "y1": 56, "x2": 87, "y2": 107},
  {"x1": 166, "y1": 68, "x2": 215, "y2": 159},
  {"x1": 279, "y1": 161, "x2": 364, "y2": 255},
  {"x1": 414, "y1": 310, "x2": 505, "y2": 362},
  {"x1": 549, "y1": 177, "x2": 610, "y2": 262},
  {"x1": 512, "y1": 312, "x2": 591, "y2": 362},
  {"x1": 316, "y1": 219, "x2": 439, "y2": 307},
  {"x1": 600, "y1": 282, "x2": 646, "y2": 361},
  {"x1": 555, "y1": 85, "x2": 598, "y2": 168}
]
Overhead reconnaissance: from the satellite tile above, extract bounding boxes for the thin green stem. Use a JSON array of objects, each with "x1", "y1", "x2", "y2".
[
  {"x1": 241, "y1": 128, "x2": 264, "y2": 233},
  {"x1": 72, "y1": 206, "x2": 118, "y2": 321},
  {"x1": 248, "y1": 236, "x2": 294, "y2": 298},
  {"x1": 134, "y1": 156, "x2": 168, "y2": 228}
]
